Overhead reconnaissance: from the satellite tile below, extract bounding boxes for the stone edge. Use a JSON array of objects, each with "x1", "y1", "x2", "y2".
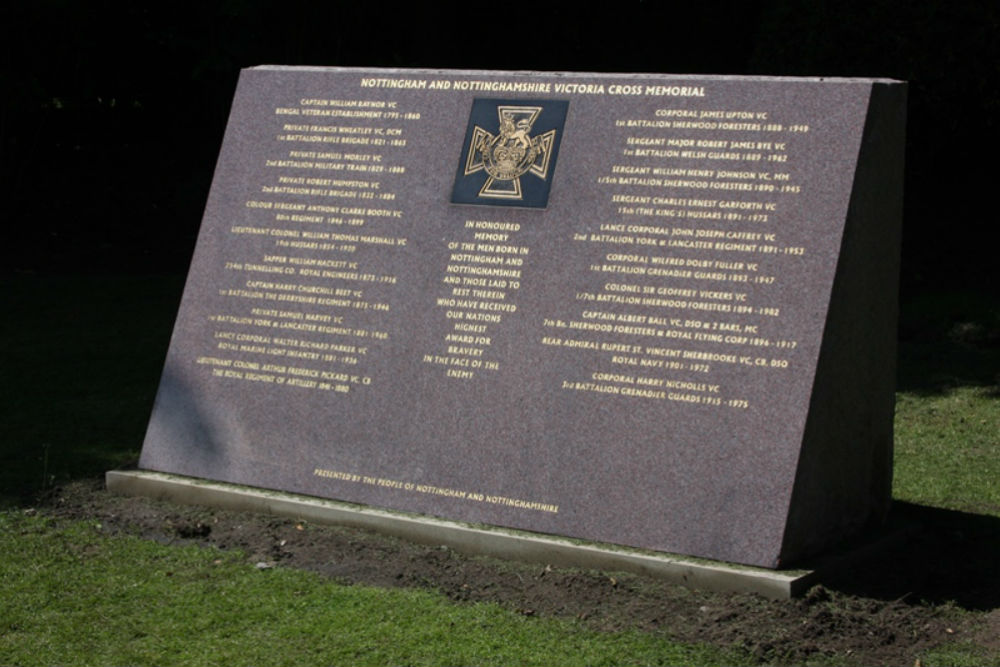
[{"x1": 107, "y1": 468, "x2": 816, "y2": 599}]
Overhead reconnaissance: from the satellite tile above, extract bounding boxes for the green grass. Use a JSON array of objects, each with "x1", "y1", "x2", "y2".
[
  {"x1": 0, "y1": 512, "x2": 746, "y2": 667},
  {"x1": 892, "y1": 288, "x2": 1000, "y2": 516},
  {"x1": 918, "y1": 643, "x2": 1000, "y2": 667},
  {"x1": 894, "y1": 386, "x2": 1000, "y2": 516}
]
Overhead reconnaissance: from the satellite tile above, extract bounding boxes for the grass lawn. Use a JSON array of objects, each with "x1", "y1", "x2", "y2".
[
  {"x1": 894, "y1": 386, "x2": 1000, "y2": 516},
  {"x1": 0, "y1": 512, "x2": 747, "y2": 667},
  {"x1": 893, "y1": 288, "x2": 1000, "y2": 517}
]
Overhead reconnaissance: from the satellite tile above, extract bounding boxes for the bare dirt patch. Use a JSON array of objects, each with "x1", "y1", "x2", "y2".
[{"x1": 39, "y1": 477, "x2": 999, "y2": 666}]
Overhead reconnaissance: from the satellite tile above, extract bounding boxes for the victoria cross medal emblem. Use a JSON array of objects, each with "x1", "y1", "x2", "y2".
[{"x1": 452, "y1": 99, "x2": 569, "y2": 208}]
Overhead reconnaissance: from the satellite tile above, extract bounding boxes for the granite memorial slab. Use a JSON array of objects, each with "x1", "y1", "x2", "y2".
[{"x1": 138, "y1": 66, "x2": 906, "y2": 568}]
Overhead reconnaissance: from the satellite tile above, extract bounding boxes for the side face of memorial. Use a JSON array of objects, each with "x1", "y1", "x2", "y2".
[{"x1": 139, "y1": 67, "x2": 905, "y2": 568}]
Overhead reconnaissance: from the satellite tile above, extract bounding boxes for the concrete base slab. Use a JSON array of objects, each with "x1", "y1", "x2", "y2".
[{"x1": 106, "y1": 469, "x2": 911, "y2": 599}]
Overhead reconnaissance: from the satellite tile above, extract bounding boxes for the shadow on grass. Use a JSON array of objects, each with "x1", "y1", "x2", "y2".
[
  {"x1": 824, "y1": 501, "x2": 1000, "y2": 611},
  {"x1": 0, "y1": 273, "x2": 184, "y2": 505},
  {"x1": 897, "y1": 289, "x2": 1000, "y2": 396}
]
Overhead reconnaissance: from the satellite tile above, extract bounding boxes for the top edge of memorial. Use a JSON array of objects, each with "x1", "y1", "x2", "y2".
[{"x1": 248, "y1": 65, "x2": 903, "y2": 86}]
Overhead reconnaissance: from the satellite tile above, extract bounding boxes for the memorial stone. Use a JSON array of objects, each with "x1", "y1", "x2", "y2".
[{"x1": 138, "y1": 66, "x2": 906, "y2": 568}]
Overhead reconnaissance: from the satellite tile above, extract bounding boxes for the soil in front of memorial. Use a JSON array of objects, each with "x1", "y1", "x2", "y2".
[{"x1": 36, "y1": 478, "x2": 999, "y2": 666}]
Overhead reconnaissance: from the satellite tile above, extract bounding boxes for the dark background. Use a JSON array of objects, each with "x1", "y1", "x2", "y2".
[{"x1": 1, "y1": 0, "x2": 997, "y2": 293}]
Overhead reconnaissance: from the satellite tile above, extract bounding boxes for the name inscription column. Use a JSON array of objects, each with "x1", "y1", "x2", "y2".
[
  {"x1": 196, "y1": 95, "x2": 422, "y2": 395},
  {"x1": 544, "y1": 98, "x2": 815, "y2": 410}
]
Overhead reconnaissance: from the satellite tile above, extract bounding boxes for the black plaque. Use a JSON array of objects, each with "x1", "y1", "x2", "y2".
[
  {"x1": 139, "y1": 67, "x2": 906, "y2": 568},
  {"x1": 451, "y1": 98, "x2": 568, "y2": 207}
]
